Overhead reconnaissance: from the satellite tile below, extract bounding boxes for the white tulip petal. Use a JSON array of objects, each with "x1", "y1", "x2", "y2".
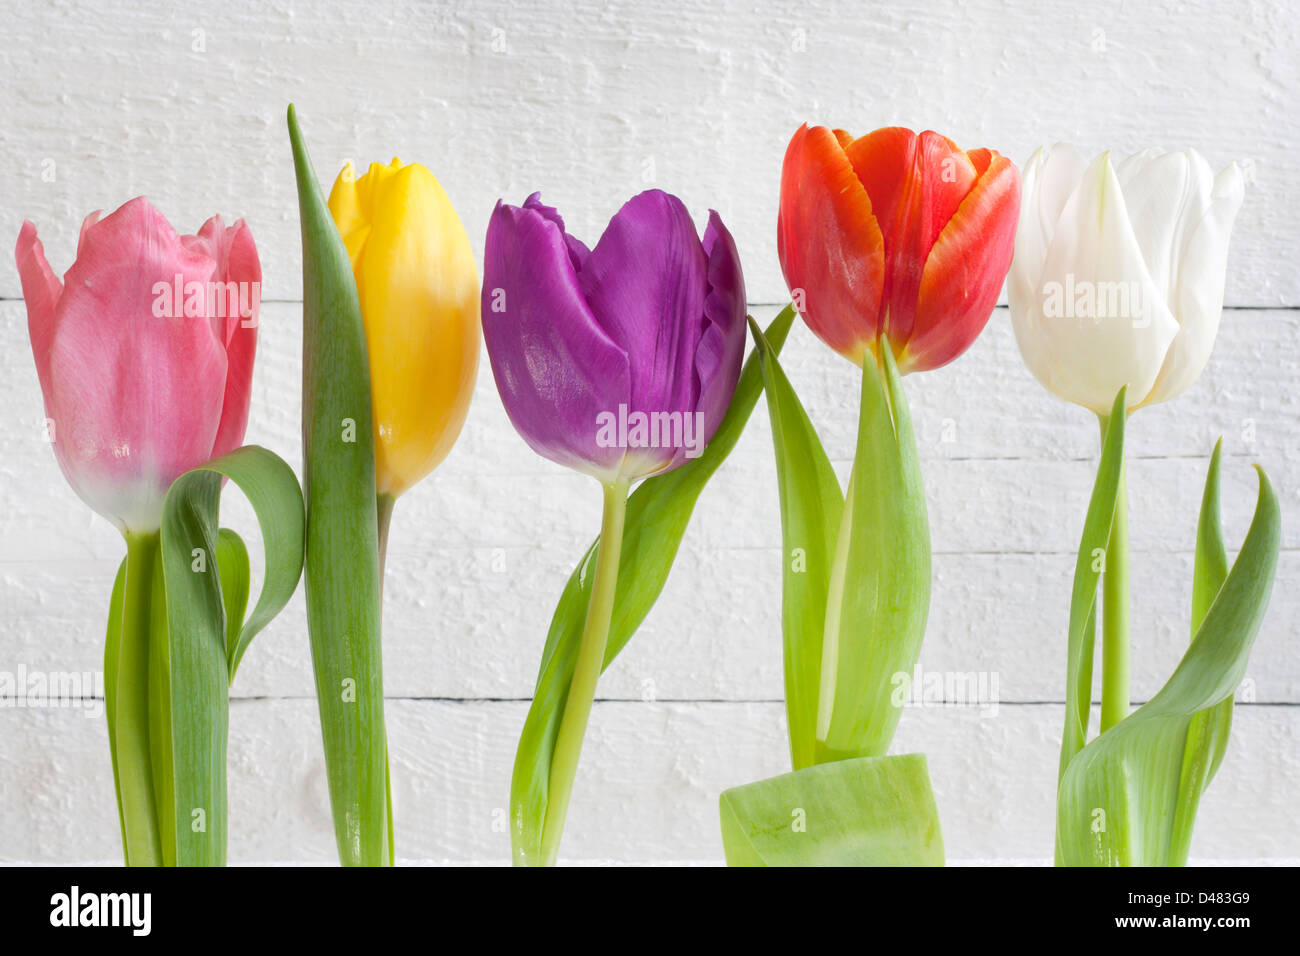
[
  {"x1": 1113, "y1": 150, "x2": 1205, "y2": 302},
  {"x1": 1012, "y1": 144, "x2": 1090, "y2": 295},
  {"x1": 1020, "y1": 151, "x2": 1179, "y2": 414},
  {"x1": 1009, "y1": 144, "x2": 1093, "y2": 399},
  {"x1": 1142, "y1": 160, "x2": 1246, "y2": 407}
]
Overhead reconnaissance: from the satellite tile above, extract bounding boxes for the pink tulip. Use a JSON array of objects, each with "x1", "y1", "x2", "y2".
[{"x1": 16, "y1": 197, "x2": 261, "y2": 533}]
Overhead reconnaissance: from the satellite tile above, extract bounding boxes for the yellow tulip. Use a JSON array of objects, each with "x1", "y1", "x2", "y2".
[{"x1": 328, "y1": 158, "x2": 480, "y2": 501}]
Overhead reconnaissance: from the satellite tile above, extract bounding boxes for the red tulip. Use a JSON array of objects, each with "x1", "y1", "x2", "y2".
[
  {"x1": 778, "y1": 124, "x2": 1020, "y2": 372},
  {"x1": 16, "y1": 197, "x2": 260, "y2": 533}
]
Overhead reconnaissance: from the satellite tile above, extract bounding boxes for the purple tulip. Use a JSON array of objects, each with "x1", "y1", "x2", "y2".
[{"x1": 482, "y1": 189, "x2": 747, "y2": 483}]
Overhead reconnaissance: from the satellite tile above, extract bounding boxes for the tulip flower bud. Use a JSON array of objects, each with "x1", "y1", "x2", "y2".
[
  {"x1": 16, "y1": 197, "x2": 260, "y2": 533},
  {"x1": 778, "y1": 124, "x2": 1020, "y2": 372},
  {"x1": 328, "y1": 159, "x2": 480, "y2": 498},
  {"x1": 1008, "y1": 144, "x2": 1245, "y2": 415},
  {"x1": 481, "y1": 190, "x2": 747, "y2": 483}
]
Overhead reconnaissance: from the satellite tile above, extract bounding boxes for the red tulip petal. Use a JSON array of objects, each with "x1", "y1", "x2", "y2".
[
  {"x1": 903, "y1": 151, "x2": 1021, "y2": 372},
  {"x1": 844, "y1": 128, "x2": 977, "y2": 345},
  {"x1": 778, "y1": 124, "x2": 884, "y2": 362}
]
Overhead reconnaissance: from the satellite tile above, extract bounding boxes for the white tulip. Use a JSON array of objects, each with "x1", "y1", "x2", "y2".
[{"x1": 1008, "y1": 144, "x2": 1245, "y2": 416}]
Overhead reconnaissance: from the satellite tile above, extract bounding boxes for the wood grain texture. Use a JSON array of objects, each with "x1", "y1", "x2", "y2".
[{"x1": 1, "y1": 0, "x2": 1296, "y2": 863}]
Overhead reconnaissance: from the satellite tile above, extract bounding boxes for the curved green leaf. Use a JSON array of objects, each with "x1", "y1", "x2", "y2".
[
  {"x1": 1056, "y1": 463, "x2": 1281, "y2": 866},
  {"x1": 217, "y1": 529, "x2": 251, "y2": 676},
  {"x1": 510, "y1": 306, "x2": 796, "y2": 865},
  {"x1": 719, "y1": 753, "x2": 943, "y2": 866},
  {"x1": 748, "y1": 316, "x2": 842, "y2": 769},
  {"x1": 157, "y1": 444, "x2": 305, "y2": 866},
  {"x1": 289, "y1": 104, "x2": 390, "y2": 866}
]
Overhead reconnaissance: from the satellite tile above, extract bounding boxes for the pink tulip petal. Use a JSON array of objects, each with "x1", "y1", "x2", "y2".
[
  {"x1": 15, "y1": 221, "x2": 63, "y2": 401},
  {"x1": 48, "y1": 197, "x2": 229, "y2": 530},
  {"x1": 186, "y1": 216, "x2": 261, "y2": 459}
]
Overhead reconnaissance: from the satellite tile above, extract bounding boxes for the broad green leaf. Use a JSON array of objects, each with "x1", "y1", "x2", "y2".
[
  {"x1": 510, "y1": 306, "x2": 796, "y2": 865},
  {"x1": 1169, "y1": 439, "x2": 1233, "y2": 863},
  {"x1": 289, "y1": 104, "x2": 390, "y2": 866},
  {"x1": 1058, "y1": 388, "x2": 1128, "y2": 783},
  {"x1": 818, "y1": 340, "x2": 929, "y2": 758},
  {"x1": 1056, "y1": 463, "x2": 1280, "y2": 866},
  {"x1": 719, "y1": 753, "x2": 944, "y2": 866},
  {"x1": 749, "y1": 316, "x2": 842, "y2": 769},
  {"x1": 157, "y1": 444, "x2": 305, "y2": 866}
]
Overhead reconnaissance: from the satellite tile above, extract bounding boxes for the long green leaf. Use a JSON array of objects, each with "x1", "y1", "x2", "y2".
[
  {"x1": 102, "y1": 557, "x2": 129, "y2": 859},
  {"x1": 719, "y1": 753, "x2": 944, "y2": 866},
  {"x1": 749, "y1": 316, "x2": 842, "y2": 769},
  {"x1": 510, "y1": 306, "x2": 796, "y2": 865},
  {"x1": 1058, "y1": 388, "x2": 1128, "y2": 782},
  {"x1": 289, "y1": 104, "x2": 390, "y2": 866},
  {"x1": 818, "y1": 340, "x2": 929, "y2": 758},
  {"x1": 158, "y1": 444, "x2": 305, "y2": 866},
  {"x1": 1056, "y1": 463, "x2": 1280, "y2": 866},
  {"x1": 1169, "y1": 439, "x2": 1234, "y2": 863}
]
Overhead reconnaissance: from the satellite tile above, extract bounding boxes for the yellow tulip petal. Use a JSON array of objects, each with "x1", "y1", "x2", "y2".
[{"x1": 332, "y1": 159, "x2": 480, "y2": 497}]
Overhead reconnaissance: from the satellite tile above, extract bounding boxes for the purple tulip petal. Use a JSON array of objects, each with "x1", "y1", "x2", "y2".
[
  {"x1": 482, "y1": 198, "x2": 630, "y2": 479},
  {"x1": 521, "y1": 192, "x2": 590, "y2": 272},
  {"x1": 577, "y1": 190, "x2": 708, "y2": 442},
  {"x1": 694, "y1": 210, "x2": 748, "y2": 443}
]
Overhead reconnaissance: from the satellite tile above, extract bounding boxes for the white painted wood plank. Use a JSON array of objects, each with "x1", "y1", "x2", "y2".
[
  {"x1": 2, "y1": 298, "x2": 1294, "y2": 703},
  {"x1": 0, "y1": 0, "x2": 1295, "y2": 305},
  {"x1": 1, "y1": 699, "x2": 1295, "y2": 863},
  {"x1": 4, "y1": 304, "x2": 1296, "y2": 563},
  {"x1": 5, "y1": 548, "x2": 1297, "y2": 704}
]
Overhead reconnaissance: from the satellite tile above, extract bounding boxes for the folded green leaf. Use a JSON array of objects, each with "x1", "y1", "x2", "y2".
[
  {"x1": 1056, "y1": 461, "x2": 1280, "y2": 866},
  {"x1": 289, "y1": 104, "x2": 390, "y2": 866},
  {"x1": 217, "y1": 529, "x2": 251, "y2": 677},
  {"x1": 157, "y1": 444, "x2": 305, "y2": 866},
  {"x1": 749, "y1": 316, "x2": 841, "y2": 769},
  {"x1": 818, "y1": 340, "x2": 929, "y2": 759},
  {"x1": 719, "y1": 753, "x2": 944, "y2": 866},
  {"x1": 510, "y1": 305, "x2": 796, "y2": 865}
]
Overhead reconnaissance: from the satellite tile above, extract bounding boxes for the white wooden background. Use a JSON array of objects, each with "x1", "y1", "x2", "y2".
[{"x1": 1, "y1": 0, "x2": 1297, "y2": 864}]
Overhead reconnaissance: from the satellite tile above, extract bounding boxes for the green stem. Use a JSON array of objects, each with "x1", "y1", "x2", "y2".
[
  {"x1": 1099, "y1": 416, "x2": 1130, "y2": 731},
  {"x1": 376, "y1": 493, "x2": 397, "y2": 584},
  {"x1": 538, "y1": 478, "x2": 629, "y2": 866},
  {"x1": 113, "y1": 532, "x2": 163, "y2": 866},
  {"x1": 376, "y1": 492, "x2": 398, "y2": 866}
]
